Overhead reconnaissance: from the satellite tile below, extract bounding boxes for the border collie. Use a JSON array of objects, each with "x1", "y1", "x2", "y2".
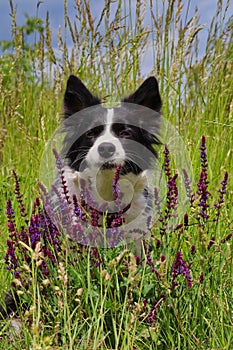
[
  {"x1": 55, "y1": 75, "x2": 162, "y2": 250},
  {"x1": 0, "y1": 76, "x2": 163, "y2": 321}
]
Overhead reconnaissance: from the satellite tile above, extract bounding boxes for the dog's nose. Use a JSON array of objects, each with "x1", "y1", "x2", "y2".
[{"x1": 98, "y1": 142, "x2": 116, "y2": 158}]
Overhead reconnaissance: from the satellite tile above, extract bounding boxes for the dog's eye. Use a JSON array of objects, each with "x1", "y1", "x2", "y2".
[
  {"x1": 86, "y1": 126, "x2": 103, "y2": 139},
  {"x1": 119, "y1": 128, "x2": 132, "y2": 138},
  {"x1": 86, "y1": 130, "x2": 96, "y2": 139}
]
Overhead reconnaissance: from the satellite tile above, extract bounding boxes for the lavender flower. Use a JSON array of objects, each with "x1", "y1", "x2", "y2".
[
  {"x1": 12, "y1": 170, "x2": 27, "y2": 219},
  {"x1": 158, "y1": 146, "x2": 179, "y2": 235},
  {"x1": 154, "y1": 187, "x2": 162, "y2": 216},
  {"x1": 182, "y1": 168, "x2": 195, "y2": 206},
  {"x1": 144, "y1": 297, "x2": 165, "y2": 324},
  {"x1": 199, "y1": 273, "x2": 204, "y2": 284},
  {"x1": 53, "y1": 148, "x2": 71, "y2": 205},
  {"x1": 112, "y1": 164, "x2": 122, "y2": 200},
  {"x1": 5, "y1": 199, "x2": 19, "y2": 273},
  {"x1": 6, "y1": 199, "x2": 17, "y2": 237},
  {"x1": 213, "y1": 172, "x2": 228, "y2": 222},
  {"x1": 207, "y1": 236, "x2": 215, "y2": 250},
  {"x1": 145, "y1": 303, "x2": 157, "y2": 324},
  {"x1": 200, "y1": 136, "x2": 208, "y2": 169},
  {"x1": 145, "y1": 252, "x2": 161, "y2": 279},
  {"x1": 221, "y1": 233, "x2": 232, "y2": 244},
  {"x1": 184, "y1": 213, "x2": 189, "y2": 227},
  {"x1": 164, "y1": 174, "x2": 179, "y2": 222},
  {"x1": 72, "y1": 194, "x2": 81, "y2": 218},
  {"x1": 5, "y1": 239, "x2": 18, "y2": 273},
  {"x1": 191, "y1": 244, "x2": 196, "y2": 255},
  {"x1": 196, "y1": 137, "x2": 210, "y2": 222},
  {"x1": 5, "y1": 175, "x2": 62, "y2": 284},
  {"x1": 163, "y1": 145, "x2": 172, "y2": 180},
  {"x1": 171, "y1": 251, "x2": 192, "y2": 289}
]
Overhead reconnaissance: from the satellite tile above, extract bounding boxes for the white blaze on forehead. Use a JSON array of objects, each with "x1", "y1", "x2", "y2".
[
  {"x1": 106, "y1": 108, "x2": 114, "y2": 133},
  {"x1": 85, "y1": 107, "x2": 125, "y2": 165}
]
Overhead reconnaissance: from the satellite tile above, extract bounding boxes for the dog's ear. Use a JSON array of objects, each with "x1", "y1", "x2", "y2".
[
  {"x1": 123, "y1": 77, "x2": 162, "y2": 112},
  {"x1": 64, "y1": 75, "x2": 101, "y2": 118}
]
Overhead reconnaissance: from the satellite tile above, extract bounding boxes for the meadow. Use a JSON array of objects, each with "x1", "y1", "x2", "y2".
[{"x1": 0, "y1": 0, "x2": 232, "y2": 349}]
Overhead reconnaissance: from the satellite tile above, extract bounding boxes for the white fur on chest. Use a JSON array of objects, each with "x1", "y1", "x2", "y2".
[{"x1": 64, "y1": 165, "x2": 151, "y2": 225}]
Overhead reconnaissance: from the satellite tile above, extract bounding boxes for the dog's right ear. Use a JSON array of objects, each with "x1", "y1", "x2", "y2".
[
  {"x1": 123, "y1": 77, "x2": 162, "y2": 112},
  {"x1": 64, "y1": 75, "x2": 101, "y2": 118}
]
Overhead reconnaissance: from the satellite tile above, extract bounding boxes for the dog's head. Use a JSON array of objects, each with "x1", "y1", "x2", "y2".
[{"x1": 63, "y1": 75, "x2": 162, "y2": 175}]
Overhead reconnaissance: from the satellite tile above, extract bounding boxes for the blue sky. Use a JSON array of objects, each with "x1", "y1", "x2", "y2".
[
  {"x1": 1, "y1": 0, "x2": 232, "y2": 42},
  {"x1": 0, "y1": 0, "x2": 232, "y2": 75}
]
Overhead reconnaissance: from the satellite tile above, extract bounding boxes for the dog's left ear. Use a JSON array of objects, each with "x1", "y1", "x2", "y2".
[
  {"x1": 64, "y1": 75, "x2": 101, "y2": 118},
  {"x1": 123, "y1": 77, "x2": 162, "y2": 112}
]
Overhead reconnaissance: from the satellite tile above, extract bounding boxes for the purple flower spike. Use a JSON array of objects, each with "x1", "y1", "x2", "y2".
[
  {"x1": 213, "y1": 172, "x2": 228, "y2": 222},
  {"x1": 191, "y1": 244, "x2": 196, "y2": 255},
  {"x1": 12, "y1": 170, "x2": 28, "y2": 220},
  {"x1": 196, "y1": 137, "x2": 210, "y2": 223},
  {"x1": 171, "y1": 251, "x2": 192, "y2": 289},
  {"x1": 163, "y1": 145, "x2": 172, "y2": 180},
  {"x1": 221, "y1": 233, "x2": 232, "y2": 244},
  {"x1": 145, "y1": 297, "x2": 165, "y2": 324},
  {"x1": 199, "y1": 273, "x2": 204, "y2": 284},
  {"x1": 182, "y1": 168, "x2": 195, "y2": 206},
  {"x1": 52, "y1": 148, "x2": 71, "y2": 205},
  {"x1": 200, "y1": 136, "x2": 208, "y2": 170},
  {"x1": 207, "y1": 236, "x2": 215, "y2": 250},
  {"x1": 112, "y1": 164, "x2": 122, "y2": 199},
  {"x1": 166, "y1": 173, "x2": 179, "y2": 219},
  {"x1": 184, "y1": 213, "x2": 189, "y2": 227}
]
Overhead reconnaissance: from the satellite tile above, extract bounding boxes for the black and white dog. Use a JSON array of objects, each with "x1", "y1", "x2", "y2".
[
  {"x1": 0, "y1": 76, "x2": 162, "y2": 320},
  {"x1": 57, "y1": 75, "x2": 162, "y2": 249}
]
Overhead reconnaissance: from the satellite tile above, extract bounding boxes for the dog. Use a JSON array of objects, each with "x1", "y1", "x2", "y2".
[
  {"x1": 55, "y1": 75, "x2": 162, "y2": 252},
  {"x1": 0, "y1": 75, "x2": 162, "y2": 320}
]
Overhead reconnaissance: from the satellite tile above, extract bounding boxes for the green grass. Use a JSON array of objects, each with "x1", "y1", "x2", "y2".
[{"x1": 0, "y1": 0, "x2": 232, "y2": 349}]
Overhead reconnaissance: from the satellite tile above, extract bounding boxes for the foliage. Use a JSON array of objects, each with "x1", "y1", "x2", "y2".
[{"x1": 0, "y1": 0, "x2": 232, "y2": 349}]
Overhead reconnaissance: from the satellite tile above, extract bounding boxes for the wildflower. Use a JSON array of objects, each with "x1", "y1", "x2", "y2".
[
  {"x1": 200, "y1": 136, "x2": 207, "y2": 169},
  {"x1": 154, "y1": 187, "x2": 162, "y2": 216},
  {"x1": 112, "y1": 164, "x2": 122, "y2": 200},
  {"x1": 171, "y1": 251, "x2": 192, "y2": 289},
  {"x1": 191, "y1": 244, "x2": 196, "y2": 255},
  {"x1": 72, "y1": 194, "x2": 81, "y2": 218},
  {"x1": 146, "y1": 255, "x2": 153, "y2": 266},
  {"x1": 207, "y1": 236, "x2": 215, "y2": 250},
  {"x1": 165, "y1": 173, "x2": 179, "y2": 224},
  {"x1": 160, "y1": 254, "x2": 166, "y2": 262},
  {"x1": 182, "y1": 168, "x2": 195, "y2": 205},
  {"x1": 199, "y1": 273, "x2": 204, "y2": 284},
  {"x1": 5, "y1": 180, "x2": 62, "y2": 284},
  {"x1": 151, "y1": 267, "x2": 160, "y2": 279},
  {"x1": 90, "y1": 247, "x2": 102, "y2": 268},
  {"x1": 12, "y1": 170, "x2": 27, "y2": 219},
  {"x1": 221, "y1": 233, "x2": 232, "y2": 244},
  {"x1": 52, "y1": 148, "x2": 71, "y2": 204},
  {"x1": 159, "y1": 146, "x2": 179, "y2": 235},
  {"x1": 145, "y1": 297, "x2": 165, "y2": 324},
  {"x1": 136, "y1": 256, "x2": 141, "y2": 265},
  {"x1": 5, "y1": 239, "x2": 18, "y2": 272},
  {"x1": 156, "y1": 239, "x2": 161, "y2": 249},
  {"x1": 213, "y1": 172, "x2": 228, "y2": 222},
  {"x1": 184, "y1": 213, "x2": 189, "y2": 227},
  {"x1": 163, "y1": 145, "x2": 172, "y2": 180},
  {"x1": 90, "y1": 209, "x2": 99, "y2": 227},
  {"x1": 6, "y1": 198, "x2": 17, "y2": 236},
  {"x1": 196, "y1": 137, "x2": 210, "y2": 222}
]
